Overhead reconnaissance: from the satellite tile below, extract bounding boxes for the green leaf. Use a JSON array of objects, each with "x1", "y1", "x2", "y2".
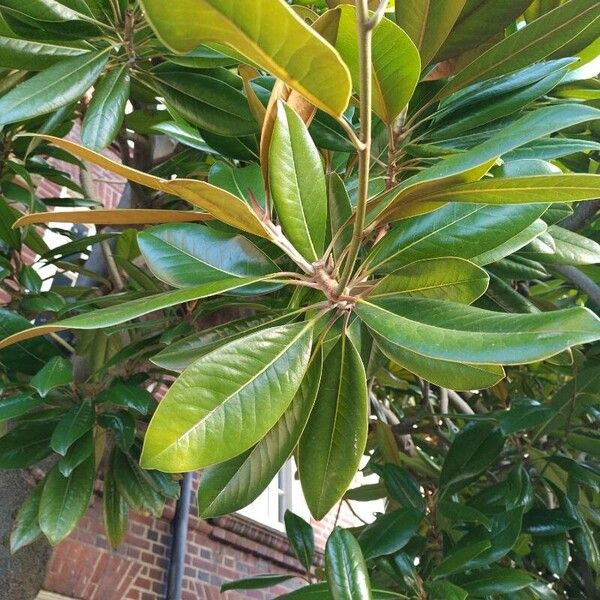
[
  {"x1": 356, "y1": 297, "x2": 600, "y2": 366},
  {"x1": 359, "y1": 508, "x2": 423, "y2": 560},
  {"x1": 430, "y1": 540, "x2": 491, "y2": 579},
  {"x1": 431, "y1": 68, "x2": 571, "y2": 140},
  {"x1": 383, "y1": 464, "x2": 426, "y2": 512},
  {"x1": 10, "y1": 482, "x2": 44, "y2": 553},
  {"x1": 328, "y1": 172, "x2": 353, "y2": 261},
  {"x1": 534, "y1": 534, "x2": 570, "y2": 577},
  {"x1": 98, "y1": 411, "x2": 136, "y2": 451},
  {"x1": 221, "y1": 574, "x2": 297, "y2": 592},
  {"x1": 495, "y1": 400, "x2": 554, "y2": 435},
  {"x1": 81, "y1": 65, "x2": 130, "y2": 151},
  {"x1": 138, "y1": 224, "x2": 278, "y2": 291},
  {"x1": 373, "y1": 104, "x2": 600, "y2": 221},
  {"x1": 138, "y1": 0, "x2": 351, "y2": 117},
  {"x1": 505, "y1": 137, "x2": 600, "y2": 161},
  {"x1": 112, "y1": 450, "x2": 164, "y2": 516},
  {"x1": 436, "y1": 0, "x2": 535, "y2": 62},
  {"x1": 152, "y1": 312, "x2": 293, "y2": 372},
  {"x1": 366, "y1": 203, "x2": 548, "y2": 274},
  {"x1": 299, "y1": 335, "x2": 368, "y2": 520},
  {"x1": 58, "y1": 431, "x2": 93, "y2": 477},
  {"x1": 0, "y1": 50, "x2": 109, "y2": 126},
  {"x1": 523, "y1": 509, "x2": 580, "y2": 537},
  {"x1": 0, "y1": 277, "x2": 272, "y2": 350},
  {"x1": 285, "y1": 510, "x2": 315, "y2": 570},
  {"x1": 30, "y1": 356, "x2": 73, "y2": 398},
  {"x1": 0, "y1": 392, "x2": 44, "y2": 422},
  {"x1": 326, "y1": 528, "x2": 372, "y2": 600},
  {"x1": 425, "y1": 581, "x2": 467, "y2": 600},
  {"x1": 458, "y1": 568, "x2": 533, "y2": 596},
  {"x1": 97, "y1": 380, "x2": 154, "y2": 415},
  {"x1": 208, "y1": 161, "x2": 265, "y2": 207},
  {"x1": 438, "y1": 0, "x2": 600, "y2": 97},
  {"x1": 522, "y1": 225, "x2": 600, "y2": 265},
  {"x1": 39, "y1": 457, "x2": 94, "y2": 545},
  {"x1": 395, "y1": 0, "x2": 466, "y2": 67},
  {"x1": 369, "y1": 258, "x2": 489, "y2": 304},
  {"x1": 439, "y1": 422, "x2": 505, "y2": 492},
  {"x1": 333, "y1": 4, "x2": 420, "y2": 123},
  {"x1": 103, "y1": 448, "x2": 128, "y2": 549},
  {"x1": 141, "y1": 322, "x2": 313, "y2": 472},
  {"x1": 0, "y1": 422, "x2": 53, "y2": 468},
  {"x1": 19, "y1": 265, "x2": 42, "y2": 293},
  {"x1": 0, "y1": 36, "x2": 86, "y2": 70},
  {"x1": 438, "y1": 501, "x2": 492, "y2": 531},
  {"x1": 197, "y1": 349, "x2": 322, "y2": 517},
  {"x1": 50, "y1": 399, "x2": 94, "y2": 456},
  {"x1": 269, "y1": 101, "x2": 327, "y2": 261},
  {"x1": 417, "y1": 174, "x2": 600, "y2": 208},
  {"x1": 157, "y1": 72, "x2": 257, "y2": 137}
]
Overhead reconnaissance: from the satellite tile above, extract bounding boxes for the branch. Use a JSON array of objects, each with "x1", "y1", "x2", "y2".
[
  {"x1": 447, "y1": 390, "x2": 475, "y2": 415},
  {"x1": 337, "y1": 0, "x2": 373, "y2": 294},
  {"x1": 560, "y1": 199, "x2": 600, "y2": 232},
  {"x1": 551, "y1": 264, "x2": 600, "y2": 309}
]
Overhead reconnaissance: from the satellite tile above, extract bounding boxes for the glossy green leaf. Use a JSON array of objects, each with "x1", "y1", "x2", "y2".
[
  {"x1": 431, "y1": 540, "x2": 491, "y2": 579},
  {"x1": 97, "y1": 380, "x2": 154, "y2": 415},
  {"x1": 0, "y1": 50, "x2": 109, "y2": 125},
  {"x1": 285, "y1": 510, "x2": 315, "y2": 570},
  {"x1": 496, "y1": 400, "x2": 554, "y2": 435},
  {"x1": 374, "y1": 104, "x2": 600, "y2": 221},
  {"x1": 359, "y1": 508, "x2": 423, "y2": 560},
  {"x1": 522, "y1": 225, "x2": 600, "y2": 265},
  {"x1": 0, "y1": 392, "x2": 44, "y2": 422},
  {"x1": 438, "y1": 501, "x2": 492, "y2": 531},
  {"x1": 30, "y1": 356, "x2": 73, "y2": 398},
  {"x1": 197, "y1": 350, "x2": 322, "y2": 517},
  {"x1": 439, "y1": 421, "x2": 505, "y2": 492},
  {"x1": 523, "y1": 509, "x2": 580, "y2": 537},
  {"x1": 221, "y1": 574, "x2": 297, "y2": 592},
  {"x1": 0, "y1": 422, "x2": 53, "y2": 468},
  {"x1": 269, "y1": 101, "x2": 327, "y2": 261},
  {"x1": 299, "y1": 335, "x2": 368, "y2": 519},
  {"x1": 369, "y1": 258, "x2": 489, "y2": 304},
  {"x1": 0, "y1": 277, "x2": 272, "y2": 350},
  {"x1": 138, "y1": 0, "x2": 351, "y2": 117},
  {"x1": 112, "y1": 450, "x2": 164, "y2": 516},
  {"x1": 328, "y1": 172, "x2": 353, "y2": 261},
  {"x1": 155, "y1": 72, "x2": 258, "y2": 137},
  {"x1": 58, "y1": 431, "x2": 93, "y2": 477},
  {"x1": 39, "y1": 457, "x2": 94, "y2": 545},
  {"x1": 425, "y1": 581, "x2": 467, "y2": 600},
  {"x1": 0, "y1": 36, "x2": 86, "y2": 70},
  {"x1": 458, "y1": 568, "x2": 533, "y2": 596},
  {"x1": 10, "y1": 482, "x2": 44, "y2": 553},
  {"x1": 334, "y1": 5, "x2": 420, "y2": 123},
  {"x1": 431, "y1": 68, "x2": 570, "y2": 140},
  {"x1": 103, "y1": 448, "x2": 128, "y2": 549},
  {"x1": 208, "y1": 161, "x2": 265, "y2": 207},
  {"x1": 438, "y1": 0, "x2": 600, "y2": 97},
  {"x1": 141, "y1": 322, "x2": 313, "y2": 472},
  {"x1": 152, "y1": 312, "x2": 292, "y2": 372},
  {"x1": 50, "y1": 399, "x2": 94, "y2": 456},
  {"x1": 383, "y1": 464, "x2": 426, "y2": 512},
  {"x1": 436, "y1": 0, "x2": 534, "y2": 62},
  {"x1": 326, "y1": 528, "x2": 372, "y2": 600},
  {"x1": 81, "y1": 65, "x2": 130, "y2": 151},
  {"x1": 395, "y1": 0, "x2": 466, "y2": 67},
  {"x1": 505, "y1": 137, "x2": 600, "y2": 161},
  {"x1": 356, "y1": 297, "x2": 600, "y2": 366},
  {"x1": 534, "y1": 534, "x2": 570, "y2": 577},
  {"x1": 98, "y1": 411, "x2": 135, "y2": 451},
  {"x1": 138, "y1": 224, "x2": 278, "y2": 290}
]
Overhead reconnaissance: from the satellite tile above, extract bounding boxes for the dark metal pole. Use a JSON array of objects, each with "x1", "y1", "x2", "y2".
[{"x1": 166, "y1": 472, "x2": 193, "y2": 600}]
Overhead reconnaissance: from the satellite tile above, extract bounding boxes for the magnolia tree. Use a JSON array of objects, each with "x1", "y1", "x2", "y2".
[{"x1": 0, "y1": 0, "x2": 599, "y2": 598}]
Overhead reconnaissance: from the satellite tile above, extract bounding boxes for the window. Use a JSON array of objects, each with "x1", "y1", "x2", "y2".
[{"x1": 238, "y1": 460, "x2": 310, "y2": 531}]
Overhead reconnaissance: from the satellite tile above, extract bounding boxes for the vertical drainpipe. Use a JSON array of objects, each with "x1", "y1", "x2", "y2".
[{"x1": 166, "y1": 472, "x2": 193, "y2": 600}]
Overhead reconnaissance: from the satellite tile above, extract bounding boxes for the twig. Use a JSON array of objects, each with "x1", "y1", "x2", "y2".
[
  {"x1": 551, "y1": 264, "x2": 600, "y2": 309},
  {"x1": 447, "y1": 389, "x2": 475, "y2": 414}
]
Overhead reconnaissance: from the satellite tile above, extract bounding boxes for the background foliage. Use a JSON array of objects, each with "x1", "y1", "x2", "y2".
[{"x1": 0, "y1": 0, "x2": 599, "y2": 598}]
